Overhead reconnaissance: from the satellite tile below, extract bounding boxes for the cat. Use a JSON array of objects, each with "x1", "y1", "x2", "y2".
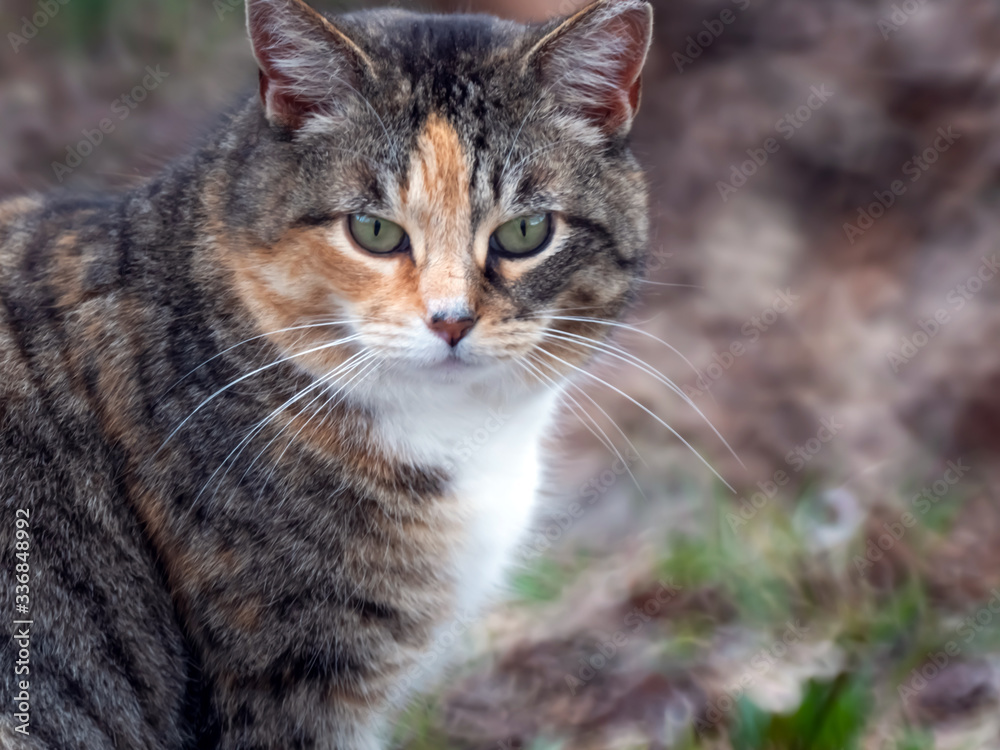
[{"x1": 0, "y1": 0, "x2": 652, "y2": 746}]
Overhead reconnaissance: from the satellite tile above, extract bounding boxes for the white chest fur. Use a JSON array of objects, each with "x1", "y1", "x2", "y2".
[{"x1": 371, "y1": 383, "x2": 559, "y2": 614}]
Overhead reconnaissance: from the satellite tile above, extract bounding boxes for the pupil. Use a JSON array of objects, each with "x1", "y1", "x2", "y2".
[
  {"x1": 519, "y1": 218, "x2": 526, "y2": 237},
  {"x1": 373, "y1": 219, "x2": 381, "y2": 236}
]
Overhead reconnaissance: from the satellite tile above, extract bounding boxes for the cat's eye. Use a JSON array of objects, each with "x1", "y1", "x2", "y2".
[
  {"x1": 348, "y1": 214, "x2": 409, "y2": 254},
  {"x1": 490, "y1": 214, "x2": 553, "y2": 257}
]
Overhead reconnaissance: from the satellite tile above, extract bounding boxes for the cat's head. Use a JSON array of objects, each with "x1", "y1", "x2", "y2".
[{"x1": 217, "y1": 0, "x2": 652, "y2": 396}]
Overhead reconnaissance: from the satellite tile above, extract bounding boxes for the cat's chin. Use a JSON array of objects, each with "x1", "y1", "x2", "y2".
[
  {"x1": 428, "y1": 356, "x2": 475, "y2": 372},
  {"x1": 387, "y1": 352, "x2": 519, "y2": 390},
  {"x1": 414, "y1": 355, "x2": 498, "y2": 383}
]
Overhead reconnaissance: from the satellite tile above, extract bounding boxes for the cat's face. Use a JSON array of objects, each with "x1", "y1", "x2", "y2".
[{"x1": 219, "y1": 0, "x2": 652, "y2": 394}]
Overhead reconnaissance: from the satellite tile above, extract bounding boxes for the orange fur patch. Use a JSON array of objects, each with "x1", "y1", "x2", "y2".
[
  {"x1": 216, "y1": 112, "x2": 568, "y2": 385},
  {"x1": 403, "y1": 114, "x2": 476, "y2": 306},
  {"x1": 221, "y1": 224, "x2": 421, "y2": 376},
  {"x1": 415, "y1": 114, "x2": 468, "y2": 224},
  {"x1": 219, "y1": 112, "x2": 484, "y2": 382}
]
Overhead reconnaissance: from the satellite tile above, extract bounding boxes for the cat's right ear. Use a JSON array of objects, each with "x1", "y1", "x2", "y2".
[{"x1": 245, "y1": 0, "x2": 373, "y2": 129}]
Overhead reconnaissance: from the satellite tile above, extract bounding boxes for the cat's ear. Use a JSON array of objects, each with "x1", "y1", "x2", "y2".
[
  {"x1": 245, "y1": 0, "x2": 373, "y2": 129},
  {"x1": 525, "y1": 0, "x2": 653, "y2": 135}
]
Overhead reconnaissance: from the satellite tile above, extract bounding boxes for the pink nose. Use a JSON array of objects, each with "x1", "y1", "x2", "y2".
[{"x1": 428, "y1": 315, "x2": 476, "y2": 347}]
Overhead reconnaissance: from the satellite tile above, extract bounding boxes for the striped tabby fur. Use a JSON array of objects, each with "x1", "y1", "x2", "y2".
[{"x1": 0, "y1": 0, "x2": 651, "y2": 747}]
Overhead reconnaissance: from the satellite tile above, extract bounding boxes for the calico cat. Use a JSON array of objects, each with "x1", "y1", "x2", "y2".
[{"x1": 0, "y1": 0, "x2": 651, "y2": 746}]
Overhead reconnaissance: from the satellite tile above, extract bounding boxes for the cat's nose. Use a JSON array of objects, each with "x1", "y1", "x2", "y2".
[{"x1": 427, "y1": 314, "x2": 477, "y2": 347}]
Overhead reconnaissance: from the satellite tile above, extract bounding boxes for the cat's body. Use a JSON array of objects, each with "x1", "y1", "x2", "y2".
[
  {"x1": 0, "y1": 1, "x2": 651, "y2": 747},
  {"x1": 0, "y1": 188, "x2": 550, "y2": 749}
]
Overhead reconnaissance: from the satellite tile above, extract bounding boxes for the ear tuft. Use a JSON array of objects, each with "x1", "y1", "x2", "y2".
[
  {"x1": 246, "y1": 0, "x2": 371, "y2": 129},
  {"x1": 527, "y1": 0, "x2": 653, "y2": 135}
]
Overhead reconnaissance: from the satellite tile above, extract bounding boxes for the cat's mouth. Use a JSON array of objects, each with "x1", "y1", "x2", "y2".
[
  {"x1": 441, "y1": 350, "x2": 485, "y2": 369},
  {"x1": 409, "y1": 347, "x2": 506, "y2": 382},
  {"x1": 427, "y1": 350, "x2": 481, "y2": 370}
]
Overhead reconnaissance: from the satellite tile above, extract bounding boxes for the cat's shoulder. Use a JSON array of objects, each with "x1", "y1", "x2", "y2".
[
  {"x1": 0, "y1": 195, "x2": 44, "y2": 230},
  {"x1": 0, "y1": 192, "x2": 124, "y2": 261}
]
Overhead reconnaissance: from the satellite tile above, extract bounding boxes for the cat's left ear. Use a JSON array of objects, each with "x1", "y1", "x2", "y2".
[
  {"x1": 525, "y1": 0, "x2": 653, "y2": 136},
  {"x1": 245, "y1": 0, "x2": 374, "y2": 129}
]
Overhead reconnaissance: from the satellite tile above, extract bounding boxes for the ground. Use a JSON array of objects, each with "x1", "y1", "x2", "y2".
[{"x1": 4, "y1": 0, "x2": 1000, "y2": 747}]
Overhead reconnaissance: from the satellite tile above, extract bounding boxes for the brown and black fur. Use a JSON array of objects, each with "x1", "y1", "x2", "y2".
[{"x1": 0, "y1": 0, "x2": 651, "y2": 747}]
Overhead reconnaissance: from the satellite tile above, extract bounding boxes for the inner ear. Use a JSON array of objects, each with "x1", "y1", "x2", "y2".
[
  {"x1": 245, "y1": 0, "x2": 374, "y2": 129},
  {"x1": 526, "y1": 0, "x2": 653, "y2": 135}
]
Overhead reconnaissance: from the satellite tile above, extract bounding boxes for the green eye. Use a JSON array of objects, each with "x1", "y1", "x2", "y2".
[
  {"x1": 491, "y1": 214, "x2": 553, "y2": 256},
  {"x1": 348, "y1": 214, "x2": 408, "y2": 254}
]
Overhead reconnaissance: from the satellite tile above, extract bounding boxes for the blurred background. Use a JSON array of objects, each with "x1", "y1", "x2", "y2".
[{"x1": 5, "y1": 0, "x2": 1000, "y2": 747}]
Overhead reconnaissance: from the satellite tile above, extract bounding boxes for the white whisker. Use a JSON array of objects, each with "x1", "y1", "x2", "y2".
[
  {"x1": 527, "y1": 349, "x2": 648, "y2": 470},
  {"x1": 501, "y1": 93, "x2": 547, "y2": 177},
  {"x1": 340, "y1": 81, "x2": 400, "y2": 169},
  {"x1": 508, "y1": 141, "x2": 565, "y2": 176},
  {"x1": 635, "y1": 279, "x2": 704, "y2": 289},
  {"x1": 536, "y1": 315, "x2": 707, "y2": 385},
  {"x1": 157, "y1": 333, "x2": 363, "y2": 455},
  {"x1": 537, "y1": 327, "x2": 742, "y2": 468},
  {"x1": 163, "y1": 318, "x2": 359, "y2": 395},
  {"x1": 523, "y1": 354, "x2": 648, "y2": 502},
  {"x1": 258, "y1": 353, "x2": 384, "y2": 508},
  {"x1": 533, "y1": 345, "x2": 735, "y2": 493},
  {"x1": 196, "y1": 350, "x2": 374, "y2": 508}
]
